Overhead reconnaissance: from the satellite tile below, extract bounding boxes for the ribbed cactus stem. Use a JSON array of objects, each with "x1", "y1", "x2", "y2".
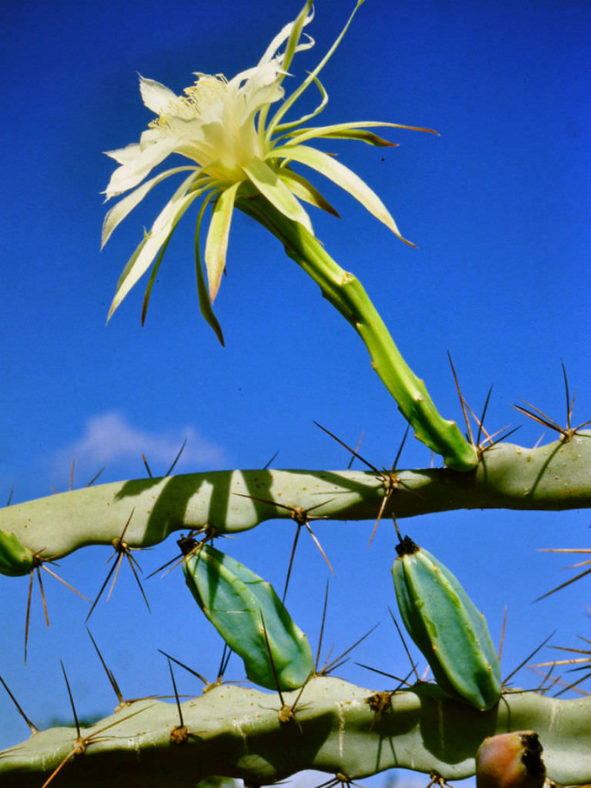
[
  {"x1": 1, "y1": 679, "x2": 590, "y2": 787},
  {"x1": 1, "y1": 434, "x2": 589, "y2": 571}
]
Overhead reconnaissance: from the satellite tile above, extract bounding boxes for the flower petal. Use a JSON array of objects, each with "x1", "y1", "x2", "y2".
[
  {"x1": 195, "y1": 196, "x2": 225, "y2": 345},
  {"x1": 275, "y1": 143, "x2": 413, "y2": 244},
  {"x1": 107, "y1": 173, "x2": 202, "y2": 320},
  {"x1": 257, "y1": 0, "x2": 313, "y2": 69},
  {"x1": 204, "y1": 182, "x2": 240, "y2": 301},
  {"x1": 101, "y1": 165, "x2": 199, "y2": 248},
  {"x1": 104, "y1": 141, "x2": 142, "y2": 165},
  {"x1": 138, "y1": 75, "x2": 178, "y2": 115},
  {"x1": 285, "y1": 120, "x2": 437, "y2": 146},
  {"x1": 268, "y1": 0, "x2": 364, "y2": 135},
  {"x1": 242, "y1": 157, "x2": 312, "y2": 232},
  {"x1": 140, "y1": 231, "x2": 173, "y2": 326},
  {"x1": 104, "y1": 134, "x2": 183, "y2": 198},
  {"x1": 315, "y1": 129, "x2": 397, "y2": 147},
  {"x1": 278, "y1": 166, "x2": 339, "y2": 217},
  {"x1": 272, "y1": 75, "x2": 328, "y2": 135},
  {"x1": 228, "y1": 61, "x2": 286, "y2": 120}
]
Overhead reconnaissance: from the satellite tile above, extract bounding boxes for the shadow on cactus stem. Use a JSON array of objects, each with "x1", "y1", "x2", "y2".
[
  {"x1": 84, "y1": 430, "x2": 199, "y2": 604},
  {"x1": 355, "y1": 606, "x2": 422, "y2": 730},
  {"x1": 362, "y1": 662, "x2": 417, "y2": 733}
]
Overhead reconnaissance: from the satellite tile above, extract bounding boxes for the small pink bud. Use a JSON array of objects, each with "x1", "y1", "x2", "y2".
[{"x1": 476, "y1": 731, "x2": 546, "y2": 788}]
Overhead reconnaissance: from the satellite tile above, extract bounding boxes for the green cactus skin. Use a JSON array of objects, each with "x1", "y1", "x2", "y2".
[
  {"x1": 392, "y1": 536, "x2": 501, "y2": 710},
  {"x1": 183, "y1": 545, "x2": 314, "y2": 690},
  {"x1": 0, "y1": 434, "x2": 589, "y2": 572},
  {"x1": 0, "y1": 680, "x2": 590, "y2": 787},
  {"x1": 0, "y1": 530, "x2": 34, "y2": 577}
]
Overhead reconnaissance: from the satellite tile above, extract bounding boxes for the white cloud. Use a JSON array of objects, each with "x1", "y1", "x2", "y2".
[{"x1": 53, "y1": 411, "x2": 225, "y2": 477}]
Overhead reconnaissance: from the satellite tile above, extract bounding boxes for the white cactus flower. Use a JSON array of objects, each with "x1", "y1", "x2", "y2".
[{"x1": 102, "y1": 0, "x2": 434, "y2": 341}]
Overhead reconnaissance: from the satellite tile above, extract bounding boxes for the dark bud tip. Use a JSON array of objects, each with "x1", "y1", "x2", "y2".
[
  {"x1": 178, "y1": 536, "x2": 198, "y2": 556},
  {"x1": 395, "y1": 535, "x2": 420, "y2": 557}
]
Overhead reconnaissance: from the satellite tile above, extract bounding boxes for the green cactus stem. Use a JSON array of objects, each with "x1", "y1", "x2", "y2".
[
  {"x1": 1, "y1": 678, "x2": 590, "y2": 787},
  {"x1": 0, "y1": 433, "x2": 589, "y2": 571},
  {"x1": 237, "y1": 196, "x2": 478, "y2": 471}
]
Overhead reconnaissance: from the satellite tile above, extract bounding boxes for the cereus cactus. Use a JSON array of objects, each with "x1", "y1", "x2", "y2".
[{"x1": 1, "y1": 2, "x2": 590, "y2": 788}]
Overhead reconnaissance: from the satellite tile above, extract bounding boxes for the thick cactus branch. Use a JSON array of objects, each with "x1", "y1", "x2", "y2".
[
  {"x1": 1, "y1": 679, "x2": 590, "y2": 787},
  {"x1": 1, "y1": 433, "x2": 590, "y2": 572}
]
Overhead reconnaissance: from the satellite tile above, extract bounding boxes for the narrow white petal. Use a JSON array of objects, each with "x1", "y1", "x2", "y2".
[
  {"x1": 257, "y1": 1, "x2": 313, "y2": 67},
  {"x1": 139, "y1": 75, "x2": 178, "y2": 115},
  {"x1": 108, "y1": 174, "x2": 200, "y2": 319},
  {"x1": 204, "y1": 182, "x2": 240, "y2": 301},
  {"x1": 285, "y1": 121, "x2": 437, "y2": 146},
  {"x1": 276, "y1": 144, "x2": 412, "y2": 243},
  {"x1": 268, "y1": 0, "x2": 363, "y2": 135},
  {"x1": 278, "y1": 167, "x2": 339, "y2": 217},
  {"x1": 271, "y1": 75, "x2": 328, "y2": 136},
  {"x1": 231, "y1": 60, "x2": 283, "y2": 94},
  {"x1": 228, "y1": 62, "x2": 285, "y2": 120},
  {"x1": 243, "y1": 157, "x2": 313, "y2": 233},
  {"x1": 104, "y1": 134, "x2": 182, "y2": 198},
  {"x1": 101, "y1": 166, "x2": 199, "y2": 248},
  {"x1": 104, "y1": 142, "x2": 142, "y2": 165}
]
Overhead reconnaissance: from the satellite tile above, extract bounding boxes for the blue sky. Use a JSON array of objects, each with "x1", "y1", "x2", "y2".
[{"x1": 0, "y1": 0, "x2": 589, "y2": 782}]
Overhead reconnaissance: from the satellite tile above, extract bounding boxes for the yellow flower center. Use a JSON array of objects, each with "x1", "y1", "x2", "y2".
[
  {"x1": 148, "y1": 73, "x2": 263, "y2": 182},
  {"x1": 184, "y1": 74, "x2": 228, "y2": 111},
  {"x1": 150, "y1": 74, "x2": 229, "y2": 128}
]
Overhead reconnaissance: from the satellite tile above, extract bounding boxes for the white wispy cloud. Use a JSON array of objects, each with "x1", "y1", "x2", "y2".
[{"x1": 52, "y1": 411, "x2": 225, "y2": 478}]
